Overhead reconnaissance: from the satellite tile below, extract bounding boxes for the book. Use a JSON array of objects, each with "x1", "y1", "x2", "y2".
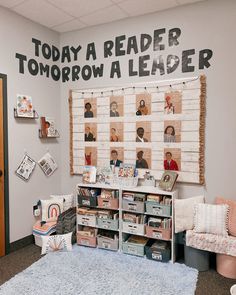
[
  {"x1": 38, "y1": 152, "x2": 57, "y2": 177},
  {"x1": 127, "y1": 235, "x2": 148, "y2": 245},
  {"x1": 40, "y1": 116, "x2": 57, "y2": 137},
  {"x1": 16, "y1": 94, "x2": 34, "y2": 118},
  {"x1": 158, "y1": 171, "x2": 178, "y2": 192},
  {"x1": 82, "y1": 166, "x2": 96, "y2": 184}
]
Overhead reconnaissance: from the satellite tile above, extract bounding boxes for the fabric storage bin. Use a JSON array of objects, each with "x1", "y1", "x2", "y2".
[
  {"x1": 97, "y1": 197, "x2": 119, "y2": 210},
  {"x1": 216, "y1": 254, "x2": 236, "y2": 279},
  {"x1": 122, "y1": 221, "x2": 145, "y2": 235},
  {"x1": 145, "y1": 202, "x2": 171, "y2": 216},
  {"x1": 97, "y1": 235, "x2": 119, "y2": 251},
  {"x1": 77, "y1": 233, "x2": 97, "y2": 247},
  {"x1": 97, "y1": 218, "x2": 119, "y2": 231},
  {"x1": 145, "y1": 225, "x2": 171, "y2": 240},
  {"x1": 77, "y1": 214, "x2": 96, "y2": 227},
  {"x1": 77, "y1": 195, "x2": 97, "y2": 207},
  {"x1": 145, "y1": 240, "x2": 171, "y2": 262},
  {"x1": 122, "y1": 239, "x2": 147, "y2": 257},
  {"x1": 122, "y1": 199, "x2": 145, "y2": 213}
]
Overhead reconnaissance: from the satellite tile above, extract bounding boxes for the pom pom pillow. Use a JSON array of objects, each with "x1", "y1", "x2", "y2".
[
  {"x1": 41, "y1": 232, "x2": 72, "y2": 255},
  {"x1": 41, "y1": 199, "x2": 64, "y2": 222},
  {"x1": 174, "y1": 195, "x2": 205, "y2": 233},
  {"x1": 216, "y1": 197, "x2": 236, "y2": 236},
  {"x1": 194, "y1": 203, "x2": 229, "y2": 236},
  {"x1": 50, "y1": 194, "x2": 74, "y2": 211}
]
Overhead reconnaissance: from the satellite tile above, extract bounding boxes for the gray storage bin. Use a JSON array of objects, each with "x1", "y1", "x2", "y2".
[
  {"x1": 145, "y1": 201, "x2": 171, "y2": 216},
  {"x1": 97, "y1": 235, "x2": 118, "y2": 251},
  {"x1": 122, "y1": 199, "x2": 145, "y2": 213},
  {"x1": 184, "y1": 243, "x2": 209, "y2": 271},
  {"x1": 97, "y1": 218, "x2": 119, "y2": 231},
  {"x1": 122, "y1": 240, "x2": 146, "y2": 257}
]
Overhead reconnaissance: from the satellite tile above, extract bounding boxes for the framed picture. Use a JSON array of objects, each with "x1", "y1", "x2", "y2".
[
  {"x1": 158, "y1": 171, "x2": 178, "y2": 191},
  {"x1": 15, "y1": 154, "x2": 36, "y2": 181}
]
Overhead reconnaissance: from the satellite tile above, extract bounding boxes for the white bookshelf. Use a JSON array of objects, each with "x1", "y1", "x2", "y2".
[{"x1": 76, "y1": 182, "x2": 178, "y2": 263}]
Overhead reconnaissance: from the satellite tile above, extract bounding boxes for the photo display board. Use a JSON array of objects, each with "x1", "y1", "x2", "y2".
[{"x1": 69, "y1": 75, "x2": 206, "y2": 184}]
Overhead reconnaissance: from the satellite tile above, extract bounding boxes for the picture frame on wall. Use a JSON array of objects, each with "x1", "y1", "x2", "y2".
[{"x1": 38, "y1": 152, "x2": 58, "y2": 177}]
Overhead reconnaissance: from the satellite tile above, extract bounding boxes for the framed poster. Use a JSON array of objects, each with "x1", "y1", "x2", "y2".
[
  {"x1": 15, "y1": 154, "x2": 36, "y2": 181},
  {"x1": 69, "y1": 76, "x2": 206, "y2": 184}
]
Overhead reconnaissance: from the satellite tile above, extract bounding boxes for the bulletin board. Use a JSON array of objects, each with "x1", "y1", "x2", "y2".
[{"x1": 69, "y1": 75, "x2": 206, "y2": 184}]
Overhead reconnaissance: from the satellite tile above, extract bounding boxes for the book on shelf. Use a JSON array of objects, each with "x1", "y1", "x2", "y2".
[
  {"x1": 148, "y1": 217, "x2": 162, "y2": 228},
  {"x1": 40, "y1": 116, "x2": 57, "y2": 137},
  {"x1": 97, "y1": 230, "x2": 118, "y2": 241},
  {"x1": 122, "y1": 192, "x2": 146, "y2": 202},
  {"x1": 146, "y1": 194, "x2": 161, "y2": 203},
  {"x1": 82, "y1": 166, "x2": 97, "y2": 184},
  {"x1": 100, "y1": 189, "x2": 118, "y2": 199},
  {"x1": 151, "y1": 240, "x2": 169, "y2": 251},
  {"x1": 16, "y1": 94, "x2": 34, "y2": 118},
  {"x1": 158, "y1": 171, "x2": 178, "y2": 192},
  {"x1": 127, "y1": 235, "x2": 148, "y2": 245},
  {"x1": 78, "y1": 227, "x2": 97, "y2": 237},
  {"x1": 123, "y1": 213, "x2": 146, "y2": 224}
]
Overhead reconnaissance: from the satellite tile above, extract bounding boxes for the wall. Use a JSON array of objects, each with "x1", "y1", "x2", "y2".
[
  {"x1": 59, "y1": 0, "x2": 236, "y2": 202},
  {"x1": 0, "y1": 7, "x2": 61, "y2": 242}
]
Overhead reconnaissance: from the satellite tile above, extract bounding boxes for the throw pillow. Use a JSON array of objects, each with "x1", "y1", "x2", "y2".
[
  {"x1": 194, "y1": 203, "x2": 229, "y2": 236},
  {"x1": 50, "y1": 194, "x2": 74, "y2": 211},
  {"x1": 174, "y1": 195, "x2": 205, "y2": 233},
  {"x1": 41, "y1": 232, "x2": 73, "y2": 255},
  {"x1": 216, "y1": 197, "x2": 236, "y2": 237},
  {"x1": 41, "y1": 199, "x2": 64, "y2": 222}
]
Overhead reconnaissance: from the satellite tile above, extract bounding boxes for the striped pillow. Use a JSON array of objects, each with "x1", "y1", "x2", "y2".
[{"x1": 194, "y1": 203, "x2": 229, "y2": 236}]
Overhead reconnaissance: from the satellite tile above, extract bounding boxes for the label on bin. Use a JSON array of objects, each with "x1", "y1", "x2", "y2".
[
  {"x1": 153, "y1": 232, "x2": 162, "y2": 239},
  {"x1": 128, "y1": 203, "x2": 137, "y2": 211},
  {"x1": 152, "y1": 252, "x2": 162, "y2": 260},
  {"x1": 128, "y1": 245, "x2": 137, "y2": 255},
  {"x1": 102, "y1": 200, "x2": 110, "y2": 208},
  {"x1": 81, "y1": 239, "x2": 89, "y2": 246},
  {"x1": 82, "y1": 199, "x2": 90, "y2": 206},
  {"x1": 153, "y1": 207, "x2": 162, "y2": 215},
  {"x1": 102, "y1": 242, "x2": 111, "y2": 249}
]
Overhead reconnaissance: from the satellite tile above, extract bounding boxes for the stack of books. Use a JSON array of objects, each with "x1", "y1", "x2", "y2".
[
  {"x1": 127, "y1": 235, "x2": 148, "y2": 245},
  {"x1": 77, "y1": 207, "x2": 97, "y2": 217},
  {"x1": 78, "y1": 187, "x2": 100, "y2": 198},
  {"x1": 77, "y1": 226, "x2": 97, "y2": 237},
  {"x1": 147, "y1": 217, "x2": 171, "y2": 229},
  {"x1": 123, "y1": 192, "x2": 146, "y2": 202},
  {"x1": 146, "y1": 194, "x2": 161, "y2": 203},
  {"x1": 123, "y1": 213, "x2": 146, "y2": 224},
  {"x1": 97, "y1": 210, "x2": 118, "y2": 220},
  {"x1": 100, "y1": 189, "x2": 118, "y2": 199}
]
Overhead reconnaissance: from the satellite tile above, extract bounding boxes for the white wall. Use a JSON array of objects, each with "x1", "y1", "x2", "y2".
[
  {"x1": 59, "y1": 0, "x2": 236, "y2": 202},
  {"x1": 1, "y1": 0, "x2": 236, "y2": 243},
  {"x1": 0, "y1": 7, "x2": 61, "y2": 242}
]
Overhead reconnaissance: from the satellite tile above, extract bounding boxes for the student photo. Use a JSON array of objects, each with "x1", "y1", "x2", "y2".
[
  {"x1": 110, "y1": 128, "x2": 119, "y2": 142},
  {"x1": 136, "y1": 150, "x2": 149, "y2": 169},
  {"x1": 84, "y1": 126, "x2": 96, "y2": 142},
  {"x1": 110, "y1": 122, "x2": 123, "y2": 142},
  {"x1": 164, "y1": 125, "x2": 176, "y2": 142},
  {"x1": 164, "y1": 92, "x2": 182, "y2": 114},
  {"x1": 136, "y1": 93, "x2": 151, "y2": 116},
  {"x1": 164, "y1": 151, "x2": 179, "y2": 171},
  {"x1": 84, "y1": 102, "x2": 94, "y2": 118},
  {"x1": 84, "y1": 147, "x2": 97, "y2": 166},
  {"x1": 110, "y1": 101, "x2": 120, "y2": 117},
  {"x1": 136, "y1": 127, "x2": 148, "y2": 142},
  {"x1": 110, "y1": 149, "x2": 123, "y2": 167},
  {"x1": 164, "y1": 95, "x2": 175, "y2": 114}
]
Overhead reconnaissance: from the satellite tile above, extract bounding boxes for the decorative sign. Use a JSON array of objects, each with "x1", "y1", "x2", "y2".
[
  {"x1": 69, "y1": 76, "x2": 206, "y2": 184},
  {"x1": 15, "y1": 28, "x2": 213, "y2": 82}
]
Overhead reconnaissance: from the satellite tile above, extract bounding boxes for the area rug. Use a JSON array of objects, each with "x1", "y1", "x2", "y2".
[{"x1": 0, "y1": 246, "x2": 198, "y2": 295}]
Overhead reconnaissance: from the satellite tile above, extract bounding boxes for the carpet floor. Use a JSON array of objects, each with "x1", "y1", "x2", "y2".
[{"x1": 0, "y1": 244, "x2": 235, "y2": 294}]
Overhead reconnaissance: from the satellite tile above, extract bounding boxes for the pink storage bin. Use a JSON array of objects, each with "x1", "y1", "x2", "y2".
[
  {"x1": 77, "y1": 233, "x2": 97, "y2": 248},
  {"x1": 97, "y1": 197, "x2": 119, "y2": 210},
  {"x1": 217, "y1": 253, "x2": 236, "y2": 279},
  {"x1": 145, "y1": 225, "x2": 171, "y2": 241}
]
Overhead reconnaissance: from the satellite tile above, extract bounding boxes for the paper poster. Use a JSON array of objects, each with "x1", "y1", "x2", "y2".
[
  {"x1": 38, "y1": 152, "x2": 58, "y2": 177},
  {"x1": 15, "y1": 154, "x2": 36, "y2": 181}
]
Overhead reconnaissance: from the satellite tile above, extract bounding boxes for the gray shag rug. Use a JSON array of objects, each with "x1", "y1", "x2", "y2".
[{"x1": 0, "y1": 246, "x2": 198, "y2": 295}]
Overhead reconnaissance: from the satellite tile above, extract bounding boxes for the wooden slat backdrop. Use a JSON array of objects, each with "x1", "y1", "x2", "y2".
[{"x1": 69, "y1": 76, "x2": 205, "y2": 184}]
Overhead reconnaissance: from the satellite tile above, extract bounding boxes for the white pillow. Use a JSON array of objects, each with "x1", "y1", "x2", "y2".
[
  {"x1": 174, "y1": 195, "x2": 205, "y2": 233},
  {"x1": 41, "y1": 232, "x2": 72, "y2": 255},
  {"x1": 50, "y1": 194, "x2": 74, "y2": 211},
  {"x1": 194, "y1": 203, "x2": 229, "y2": 236},
  {"x1": 41, "y1": 199, "x2": 64, "y2": 222}
]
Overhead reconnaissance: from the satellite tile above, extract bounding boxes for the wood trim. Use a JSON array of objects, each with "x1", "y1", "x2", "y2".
[{"x1": 0, "y1": 78, "x2": 5, "y2": 256}]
